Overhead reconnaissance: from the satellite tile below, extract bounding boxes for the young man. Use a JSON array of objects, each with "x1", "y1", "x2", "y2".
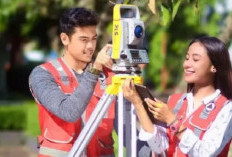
[{"x1": 29, "y1": 8, "x2": 115, "y2": 157}]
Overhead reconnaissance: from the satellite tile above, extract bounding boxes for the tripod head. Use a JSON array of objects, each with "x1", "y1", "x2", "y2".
[{"x1": 111, "y1": 4, "x2": 149, "y2": 74}]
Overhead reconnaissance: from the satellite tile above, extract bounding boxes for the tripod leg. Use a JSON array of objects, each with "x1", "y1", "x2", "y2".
[
  {"x1": 125, "y1": 100, "x2": 131, "y2": 157},
  {"x1": 68, "y1": 92, "x2": 116, "y2": 157},
  {"x1": 124, "y1": 101, "x2": 137, "y2": 157},
  {"x1": 118, "y1": 92, "x2": 138, "y2": 157},
  {"x1": 118, "y1": 91, "x2": 124, "y2": 157},
  {"x1": 131, "y1": 104, "x2": 137, "y2": 157}
]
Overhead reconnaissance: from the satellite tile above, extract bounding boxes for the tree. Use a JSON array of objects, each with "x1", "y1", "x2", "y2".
[
  {"x1": 0, "y1": 0, "x2": 231, "y2": 98},
  {"x1": 131, "y1": 0, "x2": 232, "y2": 92}
]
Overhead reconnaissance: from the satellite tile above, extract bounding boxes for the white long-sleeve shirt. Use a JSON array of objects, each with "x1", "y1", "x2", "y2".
[{"x1": 139, "y1": 90, "x2": 232, "y2": 157}]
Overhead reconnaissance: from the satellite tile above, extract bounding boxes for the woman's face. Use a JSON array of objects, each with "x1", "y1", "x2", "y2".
[{"x1": 183, "y1": 42, "x2": 215, "y2": 86}]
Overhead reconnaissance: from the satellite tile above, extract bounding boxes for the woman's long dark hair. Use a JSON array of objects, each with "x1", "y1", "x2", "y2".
[{"x1": 187, "y1": 36, "x2": 232, "y2": 99}]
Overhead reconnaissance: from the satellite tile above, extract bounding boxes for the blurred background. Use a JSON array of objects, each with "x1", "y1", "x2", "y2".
[{"x1": 0, "y1": 0, "x2": 232, "y2": 156}]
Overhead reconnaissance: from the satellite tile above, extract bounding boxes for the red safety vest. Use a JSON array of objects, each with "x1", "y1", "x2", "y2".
[
  {"x1": 166, "y1": 93, "x2": 231, "y2": 157},
  {"x1": 85, "y1": 64, "x2": 115, "y2": 157},
  {"x1": 31, "y1": 58, "x2": 115, "y2": 157}
]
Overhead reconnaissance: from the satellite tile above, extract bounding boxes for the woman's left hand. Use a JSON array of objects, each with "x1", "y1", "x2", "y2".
[
  {"x1": 122, "y1": 78, "x2": 143, "y2": 108},
  {"x1": 145, "y1": 98, "x2": 176, "y2": 124}
]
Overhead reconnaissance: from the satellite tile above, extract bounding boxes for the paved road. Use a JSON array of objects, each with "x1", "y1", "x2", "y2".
[
  {"x1": 1, "y1": 130, "x2": 232, "y2": 157},
  {"x1": 0, "y1": 131, "x2": 37, "y2": 157},
  {"x1": 0, "y1": 146, "x2": 37, "y2": 157}
]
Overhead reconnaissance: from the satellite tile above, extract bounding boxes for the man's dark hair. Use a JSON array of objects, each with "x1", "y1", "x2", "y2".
[{"x1": 59, "y1": 7, "x2": 99, "y2": 36}]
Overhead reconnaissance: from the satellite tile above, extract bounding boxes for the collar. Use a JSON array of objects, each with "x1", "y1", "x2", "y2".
[
  {"x1": 202, "y1": 89, "x2": 221, "y2": 104},
  {"x1": 186, "y1": 89, "x2": 221, "y2": 105},
  {"x1": 61, "y1": 57, "x2": 89, "y2": 74}
]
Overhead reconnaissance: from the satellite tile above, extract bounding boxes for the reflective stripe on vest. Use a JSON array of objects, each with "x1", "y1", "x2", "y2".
[
  {"x1": 83, "y1": 69, "x2": 115, "y2": 124},
  {"x1": 39, "y1": 146, "x2": 69, "y2": 157},
  {"x1": 173, "y1": 94, "x2": 187, "y2": 114},
  {"x1": 167, "y1": 93, "x2": 231, "y2": 157},
  {"x1": 39, "y1": 146, "x2": 88, "y2": 157},
  {"x1": 184, "y1": 95, "x2": 228, "y2": 139},
  {"x1": 41, "y1": 58, "x2": 115, "y2": 156},
  {"x1": 170, "y1": 94, "x2": 228, "y2": 138},
  {"x1": 41, "y1": 58, "x2": 78, "y2": 93},
  {"x1": 37, "y1": 58, "x2": 82, "y2": 153},
  {"x1": 85, "y1": 68, "x2": 115, "y2": 157}
]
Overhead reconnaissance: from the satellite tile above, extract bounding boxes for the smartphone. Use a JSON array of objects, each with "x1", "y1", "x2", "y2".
[
  {"x1": 134, "y1": 84, "x2": 166, "y2": 127},
  {"x1": 134, "y1": 84, "x2": 155, "y2": 101},
  {"x1": 134, "y1": 84, "x2": 156, "y2": 123}
]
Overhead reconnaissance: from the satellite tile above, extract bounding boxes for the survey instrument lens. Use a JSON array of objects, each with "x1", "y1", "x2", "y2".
[{"x1": 134, "y1": 25, "x2": 143, "y2": 38}]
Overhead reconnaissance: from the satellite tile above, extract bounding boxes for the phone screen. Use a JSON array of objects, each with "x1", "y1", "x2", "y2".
[
  {"x1": 134, "y1": 84, "x2": 166, "y2": 127},
  {"x1": 134, "y1": 84, "x2": 154, "y2": 100},
  {"x1": 134, "y1": 84, "x2": 156, "y2": 123}
]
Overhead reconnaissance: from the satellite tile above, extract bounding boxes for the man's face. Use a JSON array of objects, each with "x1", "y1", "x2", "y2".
[{"x1": 62, "y1": 26, "x2": 97, "y2": 64}]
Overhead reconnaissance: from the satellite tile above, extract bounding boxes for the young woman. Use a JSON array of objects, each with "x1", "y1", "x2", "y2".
[{"x1": 122, "y1": 36, "x2": 232, "y2": 157}]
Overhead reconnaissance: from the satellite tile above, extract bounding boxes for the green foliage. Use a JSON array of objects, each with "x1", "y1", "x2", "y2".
[
  {"x1": 182, "y1": 5, "x2": 199, "y2": 27},
  {"x1": 140, "y1": 0, "x2": 226, "y2": 91},
  {"x1": 112, "y1": 130, "x2": 126, "y2": 156},
  {"x1": 0, "y1": 0, "x2": 229, "y2": 92},
  {"x1": 106, "y1": 22, "x2": 113, "y2": 34},
  {"x1": 160, "y1": 4, "x2": 171, "y2": 26},
  {"x1": 0, "y1": 0, "x2": 78, "y2": 34},
  {"x1": 0, "y1": 105, "x2": 26, "y2": 130},
  {"x1": 146, "y1": 29, "x2": 165, "y2": 90},
  {"x1": 24, "y1": 101, "x2": 40, "y2": 136},
  {"x1": 0, "y1": 101, "x2": 40, "y2": 136},
  {"x1": 160, "y1": 0, "x2": 183, "y2": 26},
  {"x1": 172, "y1": 0, "x2": 182, "y2": 20},
  {"x1": 201, "y1": 11, "x2": 221, "y2": 36},
  {"x1": 166, "y1": 40, "x2": 186, "y2": 86}
]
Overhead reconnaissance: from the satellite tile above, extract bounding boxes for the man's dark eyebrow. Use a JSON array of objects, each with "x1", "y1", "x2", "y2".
[
  {"x1": 192, "y1": 53, "x2": 201, "y2": 57},
  {"x1": 79, "y1": 34, "x2": 98, "y2": 39},
  {"x1": 79, "y1": 36, "x2": 89, "y2": 39}
]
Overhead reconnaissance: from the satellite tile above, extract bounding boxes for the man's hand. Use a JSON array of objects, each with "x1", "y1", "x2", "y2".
[{"x1": 93, "y1": 44, "x2": 113, "y2": 71}]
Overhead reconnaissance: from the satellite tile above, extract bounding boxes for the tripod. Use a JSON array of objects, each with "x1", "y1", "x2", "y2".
[
  {"x1": 67, "y1": 74, "x2": 143, "y2": 157},
  {"x1": 67, "y1": 3, "x2": 149, "y2": 156}
]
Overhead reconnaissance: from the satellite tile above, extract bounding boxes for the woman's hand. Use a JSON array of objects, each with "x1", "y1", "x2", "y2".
[
  {"x1": 122, "y1": 78, "x2": 143, "y2": 108},
  {"x1": 123, "y1": 78, "x2": 155, "y2": 133},
  {"x1": 145, "y1": 98, "x2": 176, "y2": 124}
]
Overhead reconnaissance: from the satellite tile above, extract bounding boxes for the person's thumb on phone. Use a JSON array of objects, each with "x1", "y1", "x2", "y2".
[{"x1": 154, "y1": 98, "x2": 164, "y2": 108}]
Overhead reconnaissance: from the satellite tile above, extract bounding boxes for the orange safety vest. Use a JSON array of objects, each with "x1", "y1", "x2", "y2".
[
  {"x1": 31, "y1": 58, "x2": 115, "y2": 157},
  {"x1": 166, "y1": 93, "x2": 231, "y2": 157}
]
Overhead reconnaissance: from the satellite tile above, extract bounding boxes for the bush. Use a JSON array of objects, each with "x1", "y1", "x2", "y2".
[
  {"x1": 0, "y1": 101, "x2": 40, "y2": 136},
  {"x1": 0, "y1": 105, "x2": 26, "y2": 130},
  {"x1": 24, "y1": 102, "x2": 40, "y2": 136}
]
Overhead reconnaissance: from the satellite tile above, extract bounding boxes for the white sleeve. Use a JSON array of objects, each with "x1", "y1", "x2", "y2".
[
  {"x1": 179, "y1": 101, "x2": 232, "y2": 157},
  {"x1": 139, "y1": 125, "x2": 169, "y2": 154}
]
